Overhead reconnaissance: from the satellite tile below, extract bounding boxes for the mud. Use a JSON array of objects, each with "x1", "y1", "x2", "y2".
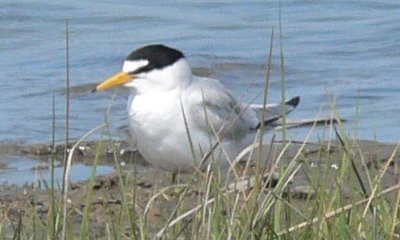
[{"x1": 0, "y1": 139, "x2": 399, "y2": 238}]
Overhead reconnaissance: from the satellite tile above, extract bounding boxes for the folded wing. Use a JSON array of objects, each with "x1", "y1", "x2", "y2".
[{"x1": 250, "y1": 96, "x2": 300, "y2": 129}]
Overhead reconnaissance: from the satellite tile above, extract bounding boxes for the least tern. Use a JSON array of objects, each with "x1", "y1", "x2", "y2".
[{"x1": 94, "y1": 44, "x2": 299, "y2": 172}]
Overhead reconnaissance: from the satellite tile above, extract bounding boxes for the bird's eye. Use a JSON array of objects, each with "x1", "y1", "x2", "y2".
[{"x1": 130, "y1": 63, "x2": 156, "y2": 75}]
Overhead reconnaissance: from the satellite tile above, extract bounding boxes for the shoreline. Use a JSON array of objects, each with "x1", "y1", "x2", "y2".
[{"x1": 0, "y1": 138, "x2": 399, "y2": 237}]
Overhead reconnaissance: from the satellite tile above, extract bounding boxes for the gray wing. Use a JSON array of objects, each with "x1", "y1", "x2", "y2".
[
  {"x1": 249, "y1": 96, "x2": 300, "y2": 129},
  {"x1": 183, "y1": 77, "x2": 259, "y2": 139}
]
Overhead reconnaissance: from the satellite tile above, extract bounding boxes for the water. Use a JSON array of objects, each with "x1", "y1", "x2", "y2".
[
  {"x1": 1, "y1": 0, "x2": 400, "y2": 146},
  {"x1": 0, "y1": 154, "x2": 113, "y2": 186}
]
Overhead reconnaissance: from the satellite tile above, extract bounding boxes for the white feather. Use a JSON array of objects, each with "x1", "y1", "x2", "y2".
[
  {"x1": 123, "y1": 57, "x2": 299, "y2": 172},
  {"x1": 122, "y1": 59, "x2": 149, "y2": 72}
]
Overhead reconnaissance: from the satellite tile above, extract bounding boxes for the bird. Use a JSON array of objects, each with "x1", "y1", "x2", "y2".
[{"x1": 94, "y1": 44, "x2": 299, "y2": 172}]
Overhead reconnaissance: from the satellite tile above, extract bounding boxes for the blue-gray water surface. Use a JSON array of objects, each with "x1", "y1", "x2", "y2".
[{"x1": 1, "y1": 0, "x2": 400, "y2": 146}]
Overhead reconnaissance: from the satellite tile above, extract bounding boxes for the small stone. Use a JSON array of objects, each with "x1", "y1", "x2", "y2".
[
  {"x1": 137, "y1": 181, "x2": 152, "y2": 188},
  {"x1": 292, "y1": 185, "x2": 316, "y2": 199},
  {"x1": 35, "y1": 204, "x2": 48, "y2": 214},
  {"x1": 77, "y1": 145, "x2": 87, "y2": 156},
  {"x1": 331, "y1": 163, "x2": 339, "y2": 170},
  {"x1": 106, "y1": 148, "x2": 114, "y2": 155}
]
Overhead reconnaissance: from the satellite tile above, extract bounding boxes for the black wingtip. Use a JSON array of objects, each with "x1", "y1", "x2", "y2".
[
  {"x1": 91, "y1": 88, "x2": 97, "y2": 93},
  {"x1": 286, "y1": 96, "x2": 300, "y2": 108}
]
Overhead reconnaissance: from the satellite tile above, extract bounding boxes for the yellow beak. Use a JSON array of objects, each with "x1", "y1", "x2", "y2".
[{"x1": 94, "y1": 72, "x2": 134, "y2": 92}]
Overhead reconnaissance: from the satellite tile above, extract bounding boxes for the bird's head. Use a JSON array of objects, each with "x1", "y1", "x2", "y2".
[{"x1": 94, "y1": 44, "x2": 192, "y2": 93}]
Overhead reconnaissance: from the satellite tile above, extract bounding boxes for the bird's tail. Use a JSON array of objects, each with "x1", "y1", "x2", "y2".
[{"x1": 250, "y1": 96, "x2": 300, "y2": 130}]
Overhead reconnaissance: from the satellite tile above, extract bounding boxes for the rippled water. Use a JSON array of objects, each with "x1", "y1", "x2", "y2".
[{"x1": 1, "y1": 0, "x2": 400, "y2": 146}]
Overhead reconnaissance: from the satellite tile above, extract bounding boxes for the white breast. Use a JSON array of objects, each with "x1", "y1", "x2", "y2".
[{"x1": 128, "y1": 91, "x2": 200, "y2": 171}]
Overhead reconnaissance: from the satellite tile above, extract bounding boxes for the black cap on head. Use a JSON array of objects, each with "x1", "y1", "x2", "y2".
[{"x1": 126, "y1": 44, "x2": 185, "y2": 74}]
